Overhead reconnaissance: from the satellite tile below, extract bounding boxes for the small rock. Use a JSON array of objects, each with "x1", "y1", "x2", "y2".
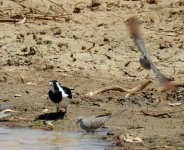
[
  {"x1": 43, "y1": 120, "x2": 54, "y2": 130},
  {"x1": 40, "y1": 31, "x2": 47, "y2": 35},
  {"x1": 43, "y1": 40, "x2": 52, "y2": 45},
  {"x1": 29, "y1": 47, "x2": 36, "y2": 55},
  {"x1": 74, "y1": 2, "x2": 86, "y2": 13},
  {"x1": 53, "y1": 29, "x2": 61, "y2": 36},
  {"x1": 91, "y1": 0, "x2": 101, "y2": 7},
  {"x1": 73, "y1": 7, "x2": 81, "y2": 13},
  {"x1": 42, "y1": 108, "x2": 48, "y2": 113}
]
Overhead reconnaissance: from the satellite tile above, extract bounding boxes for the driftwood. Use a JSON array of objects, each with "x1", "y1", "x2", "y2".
[
  {"x1": 141, "y1": 109, "x2": 184, "y2": 118},
  {"x1": 86, "y1": 79, "x2": 152, "y2": 96}
]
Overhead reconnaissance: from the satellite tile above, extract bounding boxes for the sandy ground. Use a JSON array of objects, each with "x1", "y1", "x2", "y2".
[{"x1": 0, "y1": 0, "x2": 184, "y2": 149}]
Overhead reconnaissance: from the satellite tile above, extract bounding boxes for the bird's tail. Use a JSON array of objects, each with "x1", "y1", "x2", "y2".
[
  {"x1": 111, "y1": 109, "x2": 128, "y2": 118},
  {"x1": 71, "y1": 89, "x2": 80, "y2": 96},
  {"x1": 96, "y1": 113, "x2": 111, "y2": 119},
  {"x1": 95, "y1": 113, "x2": 112, "y2": 123},
  {"x1": 96, "y1": 109, "x2": 127, "y2": 120},
  {"x1": 72, "y1": 91, "x2": 80, "y2": 96}
]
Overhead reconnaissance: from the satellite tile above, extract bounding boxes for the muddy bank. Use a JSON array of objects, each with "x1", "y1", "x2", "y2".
[
  {"x1": 0, "y1": 68, "x2": 184, "y2": 149},
  {"x1": 0, "y1": 0, "x2": 184, "y2": 149}
]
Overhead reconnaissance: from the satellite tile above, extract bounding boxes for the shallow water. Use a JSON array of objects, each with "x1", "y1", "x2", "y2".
[{"x1": 0, "y1": 127, "x2": 113, "y2": 150}]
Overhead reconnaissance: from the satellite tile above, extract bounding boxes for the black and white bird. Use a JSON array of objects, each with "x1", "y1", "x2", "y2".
[
  {"x1": 76, "y1": 114, "x2": 111, "y2": 132},
  {"x1": 48, "y1": 80, "x2": 75, "y2": 114}
]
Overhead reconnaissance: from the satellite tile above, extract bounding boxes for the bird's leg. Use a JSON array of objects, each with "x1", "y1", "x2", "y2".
[
  {"x1": 64, "y1": 105, "x2": 70, "y2": 119},
  {"x1": 56, "y1": 103, "x2": 60, "y2": 112},
  {"x1": 66, "y1": 104, "x2": 70, "y2": 114}
]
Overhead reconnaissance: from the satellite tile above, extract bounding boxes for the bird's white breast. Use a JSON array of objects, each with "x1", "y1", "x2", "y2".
[{"x1": 60, "y1": 99, "x2": 71, "y2": 108}]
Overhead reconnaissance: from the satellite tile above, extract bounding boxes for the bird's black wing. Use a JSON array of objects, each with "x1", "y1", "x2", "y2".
[
  {"x1": 61, "y1": 86, "x2": 72, "y2": 99},
  {"x1": 48, "y1": 90, "x2": 62, "y2": 103}
]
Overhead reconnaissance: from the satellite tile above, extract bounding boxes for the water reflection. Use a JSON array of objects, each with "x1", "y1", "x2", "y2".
[{"x1": 0, "y1": 127, "x2": 112, "y2": 150}]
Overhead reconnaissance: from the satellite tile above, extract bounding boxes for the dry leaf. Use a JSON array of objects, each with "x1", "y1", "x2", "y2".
[
  {"x1": 125, "y1": 93, "x2": 130, "y2": 98},
  {"x1": 42, "y1": 108, "x2": 48, "y2": 113},
  {"x1": 167, "y1": 102, "x2": 181, "y2": 106},
  {"x1": 124, "y1": 134, "x2": 143, "y2": 143},
  {"x1": 16, "y1": 17, "x2": 26, "y2": 24},
  {"x1": 0, "y1": 109, "x2": 19, "y2": 118},
  {"x1": 14, "y1": 94, "x2": 22, "y2": 97},
  {"x1": 1, "y1": 109, "x2": 19, "y2": 114},
  {"x1": 26, "y1": 82, "x2": 37, "y2": 86}
]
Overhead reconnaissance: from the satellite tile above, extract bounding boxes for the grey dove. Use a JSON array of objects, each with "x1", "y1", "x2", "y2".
[
  {"x1": 129, "y1": 18, "x2": 171, "y2": 84},
  {"x1": 76, "y1": 113, "x2": 111, "y2": 132}
]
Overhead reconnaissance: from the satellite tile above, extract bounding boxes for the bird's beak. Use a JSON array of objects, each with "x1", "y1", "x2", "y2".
[
  {"x1": 48, "y1": 82, "x2": 53, "y2": 86},
  {"x1": 76, "y1": 120, "x2": 80, "y2": 124}
]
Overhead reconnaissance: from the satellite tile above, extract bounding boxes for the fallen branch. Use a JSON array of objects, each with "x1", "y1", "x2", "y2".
[
  {"x1": 157, "y1": 80, "x2": 184, "y2": 92},
  {"x1": 0, "y1": 18, "x2": 19, "y2": 23},
  {"x1": 141, "y1": 109, "x2": 184, "y2": 118},
  {"x1": 141, "y1": 110, "x2": 172, "y2": 118},
  {"x1": 86, "y1": 79, "x2": 152, "y2": 96}
]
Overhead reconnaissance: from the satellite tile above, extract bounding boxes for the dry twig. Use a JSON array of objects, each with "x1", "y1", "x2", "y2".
[{"x1": 47, "y1": 0, "x2": 69, "y2": 15}]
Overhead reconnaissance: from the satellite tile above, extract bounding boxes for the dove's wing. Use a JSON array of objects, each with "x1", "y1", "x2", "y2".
[
  {"x1": 135, "y1": 35, "x2": 169, "y2": 83},
  {"x1": 134, "y1": 34, "x2": 148, "y2": 56},
  {"x1": 89, "y1": 114, "x2": 111, "y2": 129},
  {"x1": 129, "y1": 18, "x2": 147, "y2": 56},
  {"x1": 149, "y1": 60, "x2": 170, "y2": 84}
]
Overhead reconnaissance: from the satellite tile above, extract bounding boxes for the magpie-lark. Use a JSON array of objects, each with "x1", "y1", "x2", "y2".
[{"x1": 48, "y1": 80, "x2": 75, "y2": 114}]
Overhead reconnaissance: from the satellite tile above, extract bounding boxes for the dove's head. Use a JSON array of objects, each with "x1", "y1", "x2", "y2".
[
  {"x1": 139, "y1": 55, "x2": 151, "y2": 70},
  {"x1": 76, "y1": 116, "x2": 85, "y2": 124}
]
